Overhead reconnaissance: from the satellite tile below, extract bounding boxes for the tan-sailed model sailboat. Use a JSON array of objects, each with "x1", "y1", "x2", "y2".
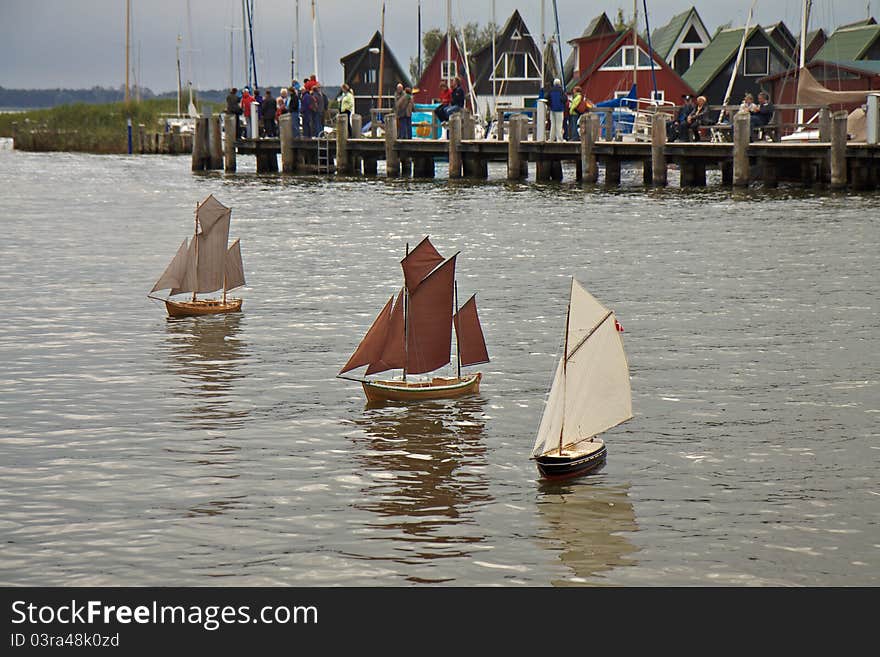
[
  {"x1": 148, "y1": 195, "x2": 245, "y2": 318},
  {"x1": 532, "y1": 278, "x2": 632, "y2": 480},
  {"x1": 339, "y1": 236, "x2": 489, "y2": 403}
]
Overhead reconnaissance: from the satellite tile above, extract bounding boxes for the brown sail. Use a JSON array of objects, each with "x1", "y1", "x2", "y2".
[
  {"x1": 454, "y1": 294, "x2": 490, "y2": 366},
  {"x1": 340, "y1": 294, "x2": 395, "y2": 374},
  {"x1": 406, "y1": 255, "x2": 457, "y2": 375},
  {"x1": 401, "y1": 236, "x2": 444, "y2": 292},
  {"x1": 366, "y1": 288, "x2": 406, "y2": 375}
]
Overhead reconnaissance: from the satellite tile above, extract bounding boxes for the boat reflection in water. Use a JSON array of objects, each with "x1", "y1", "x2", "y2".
[
  {"x1": 163, "y1": 313, "x2": 250, "y2": 431},
  {"x1": 348, "y1": 397, "x2": 491, "y2": 583},
  {"x1": 536, "y1": 481, "x2": 639, "y2": 585}
]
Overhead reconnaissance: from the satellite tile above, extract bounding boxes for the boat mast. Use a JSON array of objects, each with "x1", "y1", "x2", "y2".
[
  {"x1": 558, "y1": 281, "x2": 572, "y2": 456},
  {"x1": 241, "y1": 0, "x2": 250, "y2": 89},
  {"x1": 454, "y1": 280, "x2": 461, "y2": 379},
  {"x1": 632, "y1": 0, "x2": 638, "y2": 92},
  {"x1": 797, "y1": 0, "x2": 811, "y2": 127},
  {"x1": 446, "y1": 0, "x2": 451, "y2": 85},
  {"x1": 312, "y1": 0, "x2": 319, "y2": 80},
  {"x1": 720, "y1": 0, "x2": 757, "y2": 124},
  {"x1": 192, "y1": 202, "x2": 199, "y2": 302},
  {"x1": 125, "y1": 0, "x2": 131, "y2": 104},
  {"x1": 378, "y1": 1, "x2": 386, "y2": 108},
  {"x1": 176, "y1": 35, "x2": 183, "y2": 116},
  {"x1": 403, "y1": 242, "x2": 409, "y2": 381}
]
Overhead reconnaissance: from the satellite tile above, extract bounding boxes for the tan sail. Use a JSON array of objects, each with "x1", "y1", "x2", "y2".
[
  {"x1": 224, "y1": 238, "x2": 246, "y2": 291},
  {"x1": 532, "y1": 279, "x2": 632, "y2": 458},
  {"x1": 406, "y1": 255, "x2": 457, "y2": 375},
  {"x1": 340, "y1": 294, "x2": 396, "y2": 374},
  {"x1": 401, "y1": 236, "x2": 444, "y2": 291},
  {"x1": 195, "y1": 212, "x2": 231, "y2": 293},
  {"x1": 453, "y1": 294, "x2": 489, "y2": 366},
  {"x1": 170, "y1": 239, "x2": 198, "y2": 296},
  {"x1": 151, "y1": 238, "x2": 190, "y2": 293},
  {"x1": 196, "y1": 194, "x2": 231, "y2": 234},
  {"x1": 796, "y1": 67, "x2": 871, "y2": 106}
]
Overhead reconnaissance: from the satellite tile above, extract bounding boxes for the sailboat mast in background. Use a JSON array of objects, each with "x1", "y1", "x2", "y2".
[
  {"x1": 312, "y1": 0, "x2": 319, "y2": 80},
  {"x1": 124, "y1": 0, "x2": 131, "y2": 104},
  {"x1": 378, "y1": 1, "x2": 386, "y2": 108}
]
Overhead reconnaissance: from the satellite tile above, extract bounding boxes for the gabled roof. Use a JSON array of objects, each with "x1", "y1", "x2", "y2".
[
  {"x1": 682, "y1": 25, "x2": 794, "y2": 94},
  {"x1": 340, "y1": 31, "x2": 412, "y2": 87},
  {"x1": 760, "y1": 58, "x2": 880, "y2": 83},
  {"x1": 471, "y1": 9, "x2": 537, "y2": 58},
  {"x1": 415, "y1": 33, "x2": 465, "y2": 88},
  {"x1": 650, "y1": 8, "x2": 699, "y2": 60},
  {"x1": 814, "y1": 24, "x2": 880, "y2": 61},
  {"x1": 837, "y1": 17, "x2": 876, "y2": 29},
  {"x1": 564, "y1": 13, "x2": 617, "y2": 81},
  {"x1": 767, "y1": 21, "x2": 797, "y2": 52}
]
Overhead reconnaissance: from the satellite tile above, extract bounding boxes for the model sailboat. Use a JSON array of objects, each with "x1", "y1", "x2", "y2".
[
  {"x1": 339, "y1": 236, "x2": 489, "y2": 403},
  {"x1": 148, "y1": 195, "x2": 246, "y2": 318},
  {"x1": 532, "y1": 278, "x2": 632, "y2": 480}
]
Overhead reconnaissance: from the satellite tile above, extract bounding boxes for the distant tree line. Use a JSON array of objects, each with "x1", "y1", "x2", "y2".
[{"x1": 0, "y1": 86, "x2": 231, "y2": 109}]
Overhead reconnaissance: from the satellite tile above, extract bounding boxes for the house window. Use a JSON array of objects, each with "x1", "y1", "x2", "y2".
[
  {"x1": 743, "y1": 47, "x2": 769, "y2": 76},
  {"x1": 682, "y1": 25, "x2": 703, "y2": 45},
  {"x1": 600, "y1": 46, "x2": 657, "y2": 70},
  {"x1": 441, "y1": 60, "x2": 457, "y2": 80},
  {"x1": 491, "y1": 52, "x2": 539, "y2": 80},
  {"x1": 364, "y1": 69, "x2": 377, "y2": 84},
  {"x1": 650, "y1": 90, "x2": 665, "y2": 102}
]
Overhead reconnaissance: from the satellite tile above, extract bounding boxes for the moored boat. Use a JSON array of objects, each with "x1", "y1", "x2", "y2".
[
  {"x1": 148, "y1": 195, "x2": 246, "y2": 318},
  {"x1": 532, "y1": 278, "x2": 632, "y2": 480},
  {"x1": 339, "y1": 236, "x2": 489, "y2": 403}
]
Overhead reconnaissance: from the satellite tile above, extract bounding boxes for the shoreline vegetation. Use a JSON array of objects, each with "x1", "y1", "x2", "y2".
[{"x1": 0, "y1": 99, "x2": 211, "y2": 154}]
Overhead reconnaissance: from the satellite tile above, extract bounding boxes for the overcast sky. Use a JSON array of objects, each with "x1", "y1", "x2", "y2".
[{"x1": 0, "y1": 1, "x2": 873, "y2": 92}]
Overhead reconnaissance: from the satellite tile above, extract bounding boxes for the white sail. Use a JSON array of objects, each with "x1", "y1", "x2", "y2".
[
  {"x1": 224, "y1": 238, "x2": 246, "y2": 291},
  {"x1": 151, "y1": 238, "x2": 189, "y2": 293},
  {"x1": 170, "y1": 239, "x2": 198, "y2": 296},
  {"x1": 195, "y1": 212, "x2": 231, "y2": 293},
  {"x1": 532, "y1": 279, "x2": 632, "y2": 457}
]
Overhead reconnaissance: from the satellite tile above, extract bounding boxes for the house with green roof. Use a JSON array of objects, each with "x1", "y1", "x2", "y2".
[
  {"x1": 649, "y1": 7, "x2": 711, "y2": 76},
  {"x1": 766, "y1": 22, "x2": 798, "y2": 61},
  {"x1": 683, "y1": 25, "x2": 794, "y2": 106},
  {"x1": 814, "y1": 23, "x2": 880, "y2": 61}
]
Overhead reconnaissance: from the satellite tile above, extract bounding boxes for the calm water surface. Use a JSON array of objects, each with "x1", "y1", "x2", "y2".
[{"x1": 0, "y1": 147, "x2": 877, "y2": 586}]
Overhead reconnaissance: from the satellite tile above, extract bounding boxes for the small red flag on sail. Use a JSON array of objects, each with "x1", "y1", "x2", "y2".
[{"x1": 615, "y1": 319, "x2": 624, "y2": 332}]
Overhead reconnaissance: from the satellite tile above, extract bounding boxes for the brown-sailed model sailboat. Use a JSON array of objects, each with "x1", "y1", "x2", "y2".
[
  {"x1": 148, "y1": 195, "x2": 246, "y2": 318},
  {"x1": 339, "y1": 237, "x2": 489, "y2": 403}
]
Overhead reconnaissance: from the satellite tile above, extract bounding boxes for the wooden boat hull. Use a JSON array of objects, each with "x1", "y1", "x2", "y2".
[
  {"x1": 361, "y1": 372, "x2": 482, "y2": 403},
  {"x1": 165, "y1": 298, "x2": 242, "y2": 318},
  {"x1": 535, "y1": 439, "x2": 607, "y2": 481}
]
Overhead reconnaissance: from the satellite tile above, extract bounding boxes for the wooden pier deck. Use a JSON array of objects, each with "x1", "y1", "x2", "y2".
[{"x1": 190, "y1": 112, "x2": 880, "y2": 191}]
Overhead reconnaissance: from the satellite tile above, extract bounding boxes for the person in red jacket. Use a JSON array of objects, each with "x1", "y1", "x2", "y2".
[
  {"x1": 434, "y1": 80, "x2": 452, "y2": 122},
  {"x1": 240, "y1": 87, "x2": 255, "y2": 136}
]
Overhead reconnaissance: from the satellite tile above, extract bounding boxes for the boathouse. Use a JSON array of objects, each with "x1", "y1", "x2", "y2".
[
  {"x1": 813, "y1": 22, "x2": 880, "y2": 62},
  {"x1": 648, "y1": 7, "x2": 712, "y2": 77},
  {"x1": 469, "y1": 10, "x2": 543, "y2": 117},
  {"x1": 766, "y1": 21, "x2": 799, "y2": 62},
  {"x1": 340, "y1": 31, "x2": 412, "y2": 122},
  {"x1": 568, "y1": 22, "x2": 695, "y2": 105},
  {"x1": 564, "y1": 13, "x2": 617, "y2": 84},
  {"x1": 682, "y1": 25, "x2": 794, "y2": 109},
  {"x1": 413, "y1": 33, "x2": 469, "y2": 106},
  {"x1": 798, "y1": 28, "x2": 828, "y2": 64}
]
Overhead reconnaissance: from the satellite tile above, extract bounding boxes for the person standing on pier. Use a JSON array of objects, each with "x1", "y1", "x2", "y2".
[
  {"x1": 287, "y1": 85, "x2": 301, "y2": 137},
  {"x1": 339, "y1": 84, "x2": 355, "y2": 132},
  {"x1": 311, "y1": 86, "x2": 327, "y2": 137},
  {"x1": 548, "y1": 78, "x2": 566, "y2": 142},
  {"x1": 261, "y1": 89, "x2": 277, "y2": 138},
  {"x1": 240, "y1": 87, "x2": 255, "y2": 138},
  {"x1": 396, "y1": 86, "x2": 414, "y2": 139},
  {"x1": 226, "y1": 87, "x2": 243, "y2": 139},
  {"x1": 300, "y1": 85, "x2": 315, "y2": 138}
]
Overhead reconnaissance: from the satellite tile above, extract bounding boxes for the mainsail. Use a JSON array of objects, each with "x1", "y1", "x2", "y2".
[
  {"x1": 406, "y1": 255, "x2": 457, "y2": 374},
  {"x1": 532, "y1": 279, "x2": 632, "y2": 457},
  {"x1": 401, "y1": 236, "x2": 444, "y2": 292}
]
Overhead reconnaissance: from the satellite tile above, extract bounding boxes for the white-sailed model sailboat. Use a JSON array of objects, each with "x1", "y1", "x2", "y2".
[
  {"x1": 532, "y1": 278, "x2": 632, "y2": 480},
  {"x1": 148, "y1": 195, "x2": 245, "y2": 318}
]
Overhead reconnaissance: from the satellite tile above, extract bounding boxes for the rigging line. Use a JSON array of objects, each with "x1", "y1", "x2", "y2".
[
  {"x1": 566, "y1": 310, "x2": 614, "y2": 363},
  {"x1": 642, "y1": 0, "x2": 658, "y2": 100}
]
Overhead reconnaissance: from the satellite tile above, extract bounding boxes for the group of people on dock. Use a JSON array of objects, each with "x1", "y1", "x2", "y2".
[
  {"x1": 226, "y1": 76, "x2": 356, "y2": 140},
  {"x1": 666, "y1": 90, "x2": 774, "y2": 142}
]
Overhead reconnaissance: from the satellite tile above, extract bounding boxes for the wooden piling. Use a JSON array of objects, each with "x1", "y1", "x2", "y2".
[
  {"x1": 223, "y1": 113, "x2": 237, "y2": 172},
  {"x1": 519, "y1": 119, "x2": 530, "y2": 178},
  {"x1": 507, "y1": 115, "x2": 523, "y2": 181},
  {"x1": 733, "y1": 110, "x2": 750, "y2": 187},
  {"x1": 461, "y1": 111, "x2": 475, "y2": 140},
  {"x1": 208, "y1": 115, "x2": 223, "y2": 169},
  {"x1": 762, "y1": 159, "x2": 778, "y2": 188},
  {"x1": 536, "y1": 146, "x2": 551, "y2": 181},
  {"x1": 605, "y1": 158, "x2": 621, "y2": 186},
  {"x1": 581, "y1": 114, "x2": 599, "y2": 183},
  {"x1": 497, "y1": 108, "x2": 505, "y2": 141},
  {"x1": 818, "y1": 108, "x2": 832, "y2": 142},
  {"x1": 191, "y1": 117, "x2": 208, "y2": 171},
  {"x1": 171, "y1": 124, "x2": 182, "y2": 155},
  {"x1": 449, "y1": 113, "x2": 462, "y2": 179},
  {"x1": 350, "y1": 114, "x2": 363, "y2": 174},
  {"x1": 652, "y1": 112, "x2": 667, "y2": 186},
  {"x1": 336, "y1": 114, "x2": 350, "y2": 174},
  {"x1": 385, "y1": 114, "x2": 399, "y2": 177},
  {"x1": 830, "y1": 110, "x2": 848, "y2": 189},
  {"x1": 279, "y1": 114, "x2": 294, "y2": 173}
]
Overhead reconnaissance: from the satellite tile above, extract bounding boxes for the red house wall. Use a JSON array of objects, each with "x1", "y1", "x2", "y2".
[
  {"x1": 573, "y1": 33, "x2": 695, "y2": 104},
  {"x1": 414, "y1": 36, "x2": 468, "y2": 105}
]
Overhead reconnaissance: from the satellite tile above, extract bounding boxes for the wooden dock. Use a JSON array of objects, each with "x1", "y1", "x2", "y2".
[{"x1": 191, "y1": 111, "x2": 880, "y2": 191}]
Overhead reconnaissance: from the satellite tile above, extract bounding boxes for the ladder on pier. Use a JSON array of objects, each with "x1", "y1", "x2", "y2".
[{"x1": 316, "y1": 137, "x2": 332, "y2": 173}]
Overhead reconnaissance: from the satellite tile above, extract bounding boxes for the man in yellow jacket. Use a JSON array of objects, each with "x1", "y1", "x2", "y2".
[{"x1": 339, "y1": 83, "x2": 355, "y2": 132}]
